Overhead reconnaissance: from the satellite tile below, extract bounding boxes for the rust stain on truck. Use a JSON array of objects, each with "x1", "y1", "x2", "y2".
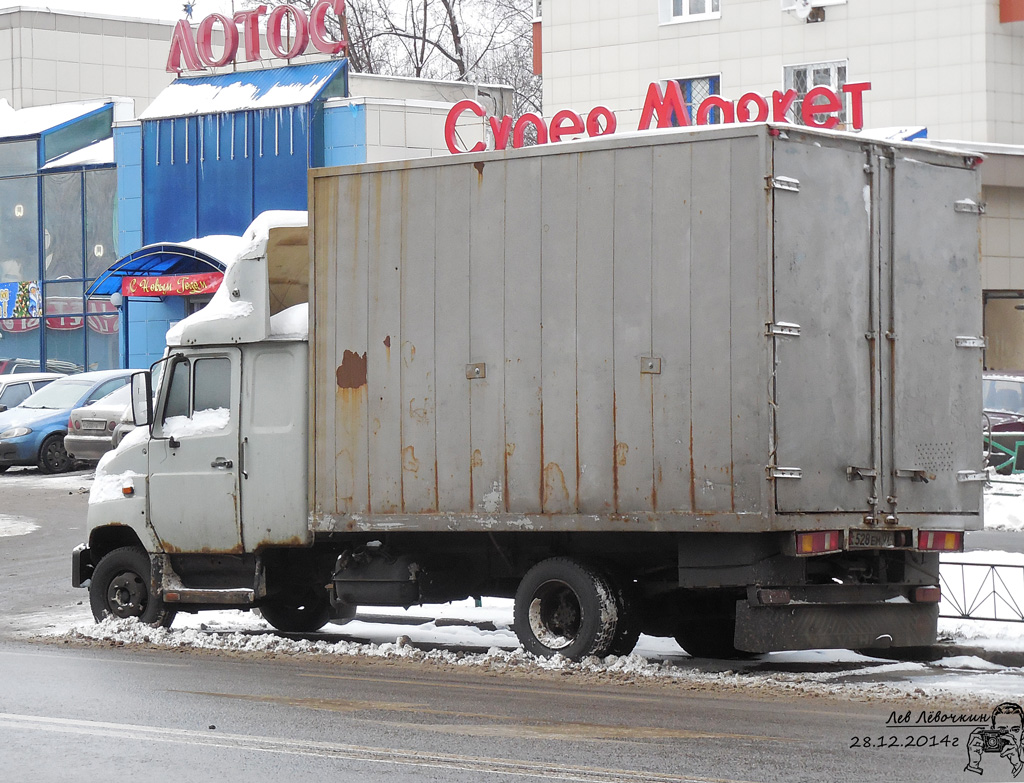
[{"x1": 336, "y1": 350, "x2": 368, "y2": 389}]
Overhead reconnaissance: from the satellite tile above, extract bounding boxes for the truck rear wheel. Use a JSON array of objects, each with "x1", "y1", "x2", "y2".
[
  {"x1": 259, "y1": 589, "x2": 331, "y2": 633},
  {"x1": 513, "y1": 558, "x2": 618, "y2": 660},
  {"x1": 89, "y1": 546, "x2": 176, "y2": 627},
  {"x1": 606, "y1": 576, "x2": 643, "y2": 657}
]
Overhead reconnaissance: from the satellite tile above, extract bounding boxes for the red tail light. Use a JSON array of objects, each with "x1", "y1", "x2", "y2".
[
  {"x1": 917, "y1": 531, "x2": 963, "y2": 552},
  {"x1": 796, "y1": 530, "x2": 843, "y2": 555}
]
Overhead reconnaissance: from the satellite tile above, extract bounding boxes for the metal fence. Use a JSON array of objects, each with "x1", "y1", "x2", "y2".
[{"x1": 940, "y1": 562, "x2": 1024, "y2": 623}]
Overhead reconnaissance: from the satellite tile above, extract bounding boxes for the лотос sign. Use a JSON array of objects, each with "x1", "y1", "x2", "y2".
[
  {"x1": 167, "y1": 1, "x2": 347, "y2": 73},
  {"x1": 445, "y1": 80, "x2": 871, "y2": 155}
]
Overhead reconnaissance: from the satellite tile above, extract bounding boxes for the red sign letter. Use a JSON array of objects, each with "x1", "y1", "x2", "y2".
[
  {"x1": 445, "y1": 100, "x2": 487, "y2": 154},
  {"x1": 696, "y1": 96, "x2": 735, "y2": 125},
  {"x1": 310, "y1": 0, "x2": 348, "y2": 54},
  {"x1": 842, "y1": 81, "x2": 871, "y2": 130},
  {"x1": 234, "y1": 5, "x2": 269, "y2": 62},
  {"x1": 772, "y1": 89, "x2": 798, "y2": 122},
  {"x1": 801, "y1": 86, "x2": 842, "y2": 129},
  {"x1": 512, "y1": 114, "x2": 548, "y2": 148},
  {"x1": 267, "y1": 5, "x2": 310, "y2": 59},
  {"x1": 586, "y1": 106, "x2": 617, "y2": 137},
  {"x1": 549, "y1": 110, "x2": 584, "y2": 143},
  {"x1": 166, "y1": 19, "x2": 202, "y2": 73},
  {"x1": 736, "y1": 93, "x2": 769, "y2": 123},
  {"x1": 196, "y1": 14, "x2": 239, "y2": 68},
  {"x1": 638, "y1": 81, "x2": 688, "y2": 130},
  {"x1": 488, "y1": 115, "x2": 513, "y2": 150}
]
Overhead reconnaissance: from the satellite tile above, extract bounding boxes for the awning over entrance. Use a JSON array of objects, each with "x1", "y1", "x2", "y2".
[{"x1": 86, "y1": 244, "x2": 227, "y2": 298}]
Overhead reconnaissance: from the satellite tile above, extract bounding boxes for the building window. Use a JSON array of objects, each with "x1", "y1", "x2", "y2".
[
  {"x1": 669, "y1": 0, "x2": 721, "y2": 22},
  {"x1": 784, "y1": 61, "x2": 848, "y2": 127},
  {"x1": 671, "y1": 76, "x2": 722, "y2": 125}
]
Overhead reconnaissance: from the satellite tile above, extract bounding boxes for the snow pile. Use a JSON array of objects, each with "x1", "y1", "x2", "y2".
[
  {"x1": 89, "y1": 471, "x2": 143, "y2": 505},
  {"x1": 984, "y1": 474, "x2": 1024, "y2": 531},
  {"x1": 163, "y1": 408, "x2": 230, "y2": 438},
  {"x1": 166, "y1": 298, "x2": 254, "y2": 344},
  {"x1": 0, "y1": 515, "x2": 39, "y2": 537},
  {"x1": 269, "y1": 303, "x2": 309, "y2": 340}
]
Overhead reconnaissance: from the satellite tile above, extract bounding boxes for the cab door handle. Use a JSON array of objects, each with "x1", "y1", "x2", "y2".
[{"x1": 211, "y1": 457, "x2": 233, "y2": 469}]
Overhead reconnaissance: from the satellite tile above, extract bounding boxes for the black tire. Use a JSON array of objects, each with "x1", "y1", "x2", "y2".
[
  {"x1": 674, "y1": 594, "x2": 751, "y2": 659},
  {"x1": 259, "y1": 589, "x2": 332, "y2": 633},
  {"x1": 513, "y1": 557, "x2": 618, "y2": 660},
  {"x1": 606, "y1": 576, "x2": 643, "y2": 657},
  {"x1": 89, "y1": 546, "x2": 176, "y2": 627},
  {"x1": 0, "y1": 465, "x2": 8, "y2": 474},
  {"x1": 38, "y1": 433, "x2": 72, "y2": 474}
]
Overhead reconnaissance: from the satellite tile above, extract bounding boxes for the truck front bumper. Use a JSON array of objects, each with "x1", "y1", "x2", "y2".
[
  {"x1": 72, "y1": 544, "x2": 93, "y2": 588},
  {"x1": 734, "y1": 600, "x2": 938, "y2": 653}
]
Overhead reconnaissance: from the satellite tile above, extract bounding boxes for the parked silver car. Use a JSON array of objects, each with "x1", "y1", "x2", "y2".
[
  {"x1": 64, "y1": 384, "x2": 132, "y2": 464},
  {"x1": 0, "y1": 372, "x2": 64, "y2": 412}
]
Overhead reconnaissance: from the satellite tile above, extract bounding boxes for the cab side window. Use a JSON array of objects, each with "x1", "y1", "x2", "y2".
[
  {"x1": 193, "y1": 358, "x2": 230, "y2": 412},
  {"x1": 161, "y1": 357, "x2": 230, "y2": 423},
  {"x1": 163, "y1": 360, "x2": 191, "y2": 421}
]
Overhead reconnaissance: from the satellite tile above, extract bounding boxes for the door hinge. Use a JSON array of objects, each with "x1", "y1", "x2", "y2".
[
  {"x1": 957, "y1": 470, "x2": 989, "y2": 483},
  {"x1": 954, "y1": 336, "x2": 987, "y2": 349},
  {"x1": 767, "y1": 176, "x2": 800, "y2": 192},
  {"x1": 766, "y1": 322, "x2": 801, "y2": 338},
  {"x1": 767, "y1": 466, "x2": 802, "y2": 480},
  {"x1": 953, "y1": 199, "x2": 985, "y2": 215},
  {"x1": 847, "y1": 466, "x2": 878, "y2": 481}
]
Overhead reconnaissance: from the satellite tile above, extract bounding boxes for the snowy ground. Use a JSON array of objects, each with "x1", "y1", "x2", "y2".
[{"x1": 10, "y1": 468, "x2": 1024, "y2": 702}]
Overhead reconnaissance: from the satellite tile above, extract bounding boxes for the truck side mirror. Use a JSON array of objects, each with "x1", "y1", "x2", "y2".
[{"x1": 130, "y1": 371, "x2": 153, "y2": 427}]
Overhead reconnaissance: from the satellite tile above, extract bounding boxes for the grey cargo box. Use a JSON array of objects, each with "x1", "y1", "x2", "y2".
[{"x1": 308, "y1": 123, "x2": 984, "y2": 535}]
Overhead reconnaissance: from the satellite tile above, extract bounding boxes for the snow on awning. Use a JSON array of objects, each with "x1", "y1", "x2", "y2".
[
  {"x1": 42, "y1": 137, "x2": 115, "y2": 169},
  {"x1": 139, "y1": 60, "x2": 348, "y2": 120},
  {"x1": 85, "y1": 238, "x2": 244, "y2": 298},
  {"x1": 0, "y1": 99, "x2": 111, "y2": 139}
]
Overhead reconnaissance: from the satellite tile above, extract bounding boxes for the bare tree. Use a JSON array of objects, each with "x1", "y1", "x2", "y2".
[{"x1": 245, "y1": 0, "x2": 540, "y2": 114}]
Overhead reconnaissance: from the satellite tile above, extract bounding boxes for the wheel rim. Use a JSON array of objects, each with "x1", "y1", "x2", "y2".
[
  {"x1": 527, "y1": 579, "x2": 581, "y2": 650},
  {"x1": 43, "y1": 439, "x2": 69, "y2": 472},
  {"x1": 105, "y1": 570, "x2": 147, "y2": 618}
]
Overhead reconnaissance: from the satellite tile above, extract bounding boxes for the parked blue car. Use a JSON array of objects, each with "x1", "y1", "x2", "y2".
[{"x1": 0, "y1": 369, "x2": 132, "y2": 474}]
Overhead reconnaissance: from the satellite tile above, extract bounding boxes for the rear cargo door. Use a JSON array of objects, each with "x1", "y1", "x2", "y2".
[
  {"x1": 886, "y1": 157, "x2": 983, "y2": 514},
  {"x1": 772, "y1": 139, "x2": 875, "y2": 513}
]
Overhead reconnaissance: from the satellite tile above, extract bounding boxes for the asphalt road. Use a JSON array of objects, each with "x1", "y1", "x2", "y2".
[
  {"x1": 0, "y1": 466, "x2": 1019, "y2": 783},
  {"x1": 0, "y1": 638, "x2": 984, "y2": 783}
]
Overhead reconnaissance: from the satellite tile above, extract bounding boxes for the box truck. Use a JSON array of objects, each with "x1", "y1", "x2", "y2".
[{"x1": 73, "y1": 123, "x2": 985, "y2": 659}]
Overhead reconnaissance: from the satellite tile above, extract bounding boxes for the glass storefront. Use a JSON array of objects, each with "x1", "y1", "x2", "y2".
[{"x1": 0, "y1": 161, "x2": 118, "y2": 372}]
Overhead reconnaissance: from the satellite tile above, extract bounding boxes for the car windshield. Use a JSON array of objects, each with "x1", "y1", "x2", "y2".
[
  {"x1": 983, "y1": 378, "x2": 1024, "y2": 414},
  {"x1": 92, "y1": 384, "x2": 132, "y2": 407},
  {"x1": 20, "y1": 379, "x2": 93, "y2": 409}
]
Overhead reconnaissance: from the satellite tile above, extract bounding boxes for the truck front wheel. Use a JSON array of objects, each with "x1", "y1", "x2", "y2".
[
  {"x1": 89, "y1": 546, "x2": 176, "y2": 627},
  {"x1": 513, "y1": 558, "x2": 618, "y2": 660}
]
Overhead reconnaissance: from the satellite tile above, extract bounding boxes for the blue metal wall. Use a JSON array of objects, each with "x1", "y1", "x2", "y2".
[
  {"x1": 125, "y1": 298, "x2": 185, "y2": 369},
  {"x1": 142, "y1": 107, "x2": 310, "y2": 244},
  {"x1": 322, "y1": 103, "x2": 367, "y2": 167},
  {"x1": 114, "y1": 124, "x2": 143, "y2": 255}
]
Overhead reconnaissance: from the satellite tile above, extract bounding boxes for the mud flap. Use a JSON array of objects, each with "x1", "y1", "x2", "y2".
[{"x1": 734, "y1": 601, "x2": 939, "y2": 653}]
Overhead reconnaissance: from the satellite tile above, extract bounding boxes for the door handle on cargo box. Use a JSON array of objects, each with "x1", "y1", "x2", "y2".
[
  {"x1": 211, "y1": 457, "x2": 233, "y2": 469},
  {"x1": 846, "y1": 466, "x2": 877, "y2": 481},
  {"x1": 894, "y1": 469, "x2": 934, "y2": 483}
]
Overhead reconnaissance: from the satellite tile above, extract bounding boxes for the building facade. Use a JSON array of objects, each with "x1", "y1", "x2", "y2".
[
  {"x1": 1, "y1": 5, "x2": 511, "y2": 371},
  {"x1": 537, "y1": 0, "x2": 1024, "y2": 369}
]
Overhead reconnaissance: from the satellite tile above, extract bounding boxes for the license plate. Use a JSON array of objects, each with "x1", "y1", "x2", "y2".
[
  {"x1": 848, "y1": 528, "x2": 896, "y2": 549},
  {"x1": 81, "y1": 419, "x2": 106, "y2": 431}
]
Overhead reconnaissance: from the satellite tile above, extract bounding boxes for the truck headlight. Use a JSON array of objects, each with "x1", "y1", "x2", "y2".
[{"x1": 0, "y1": 427, "x2": 31, "y2": 439}]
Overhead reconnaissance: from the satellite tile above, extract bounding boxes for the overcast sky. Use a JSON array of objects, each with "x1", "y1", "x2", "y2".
[{"x1": 3, "y1": 1, "x2": 241, "y2": 24}]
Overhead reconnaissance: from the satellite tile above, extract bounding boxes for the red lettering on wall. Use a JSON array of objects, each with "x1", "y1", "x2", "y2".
[
  {"x1": 842, "y1": 82, "x2": 871, "y2": 132},
  {"x1": 445, "y1": 100, "x2": 486, "y2": 154},
  {"x1": 736, "y1": 93, "x2": 769, "y2": 123},
  {"x1": 166, "y1": 19, "x2": 203, "y2": 72},
  {"x1": 549, "y1": 110, "x2": 585, "y2": 143},
  {"x1": 267, "y1": 5, "x2": 310, "y2": 59}
]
